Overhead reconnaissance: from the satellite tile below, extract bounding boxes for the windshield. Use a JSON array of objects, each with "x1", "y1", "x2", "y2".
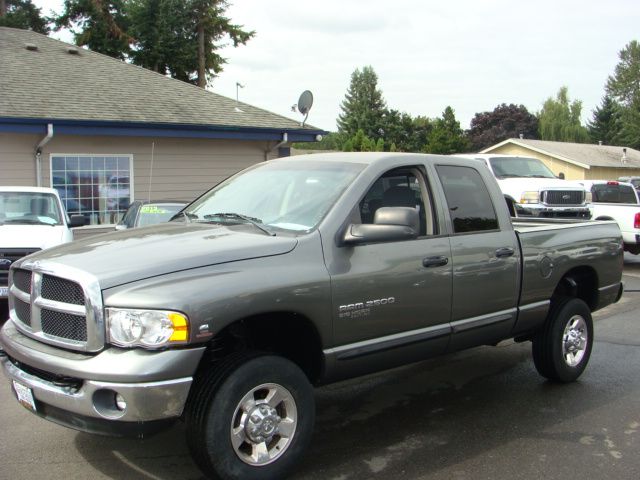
[
  {"x1": 489, "y1": 157, "x2": 556, "y2": 179},
  {"x1": 138, "y1": 203, "x2": 185, "y2": 227},
  {"x1": 183, "y1": 160, "x2": 364, "y2": 232},
  {"x1": 0, "y1": 192, "x2": 63, "y2": 226}
]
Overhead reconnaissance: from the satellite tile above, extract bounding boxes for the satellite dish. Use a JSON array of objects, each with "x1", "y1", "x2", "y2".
[{"x1": 297, "y1": 90, "x2": 313, "y2": 126}]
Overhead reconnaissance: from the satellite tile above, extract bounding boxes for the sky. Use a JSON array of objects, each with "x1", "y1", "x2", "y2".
[{"x1": 33, "y1": 0, "x2": 640, "y2": 132}]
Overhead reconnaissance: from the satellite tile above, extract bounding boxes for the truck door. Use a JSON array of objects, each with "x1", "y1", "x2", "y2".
[
  {"x1": 326, "y1": 166, "x2": 452, "y2": 374},
  {"x1": 434, "y1": 165, "x2": 520, "y2": 350}
]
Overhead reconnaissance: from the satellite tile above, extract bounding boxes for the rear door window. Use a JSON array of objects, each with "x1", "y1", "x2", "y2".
[{"x1": 436, "y1": 165, "x2": 499, "y2": 233}]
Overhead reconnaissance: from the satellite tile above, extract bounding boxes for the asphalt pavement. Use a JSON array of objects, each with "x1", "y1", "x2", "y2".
[{"x1": 0, "y1": 257, "x2": 639, "y2": 480}]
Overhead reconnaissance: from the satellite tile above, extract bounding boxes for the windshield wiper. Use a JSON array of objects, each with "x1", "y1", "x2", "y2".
[
  {"x1": 527, "y1": 174, "x2": 553, "y2": 178},
  {"x1": 496, "y1": 174, "x2": 522, "y2": 178},
  {"x1": 203, "y1": 213, "x2": 275, "y2": 236}
]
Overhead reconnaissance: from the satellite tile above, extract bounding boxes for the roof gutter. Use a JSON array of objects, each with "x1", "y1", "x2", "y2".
[{"x1": 34, "y1": 123, "x2": 54, "y2": 187}]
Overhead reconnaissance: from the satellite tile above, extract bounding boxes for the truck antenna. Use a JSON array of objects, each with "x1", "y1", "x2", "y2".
[{"x1": 148, "y1": 142, "x2": 155, "y2": 202}]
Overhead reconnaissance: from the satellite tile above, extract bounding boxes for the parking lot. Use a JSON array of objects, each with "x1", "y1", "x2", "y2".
[{"x1": 0, "y1": 256, "x2": 639, "y2": 480}]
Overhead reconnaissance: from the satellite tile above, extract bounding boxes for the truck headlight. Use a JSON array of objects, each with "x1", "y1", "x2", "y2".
[
  {"x1": 520, "y1": 191, "x2": 540, "y2": 204},
  {"x1": 106, "y1": 308, "x2": 189, "y2": 348}
]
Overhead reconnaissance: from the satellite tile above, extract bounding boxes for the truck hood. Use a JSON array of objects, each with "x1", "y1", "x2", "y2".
[
  {"x1": 498, "y1": 177, "x2": 586, "y2": 201},
  {"x1": 20, "y1": 223, "x2": 298, "y2": 289},
  {"x1": 0, "y1": 224, "x2": 70, "y2": 250}
]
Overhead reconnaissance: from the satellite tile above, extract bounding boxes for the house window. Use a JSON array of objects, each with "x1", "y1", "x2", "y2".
[{"x1": 51, "y1": 155, "x2": 133, "y2": 225}]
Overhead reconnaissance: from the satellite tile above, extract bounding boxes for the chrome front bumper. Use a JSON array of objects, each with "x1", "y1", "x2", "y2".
[{"x1": 0, "y1": 320, "x2": 205, "y2": 433}]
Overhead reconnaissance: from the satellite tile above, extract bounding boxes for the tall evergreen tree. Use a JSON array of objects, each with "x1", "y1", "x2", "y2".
[
  {"x1": 606, "y1": 40, "x2": 640, "y2": 149},
  {"x1": 538, "y1": 86, "x2": 590, "y2": 143},
  {"x1": 337, "y1": 66, "x2": 387, "y2": 140},
  {"x1": 587, "y1": 95, "x2": 622, "y2": 145},
  {"x1": 424, "y1": 106, "x2": 469, "y2": 154},
  {"x1": 0, "y1": 0, "x2": 49, "y2": 33},
  {"x1": 468, "y1": 103, "x2": 538, "y2": 151},
  {"x1": 55, "y1": 0, "x2": 131, "y2": 59}
]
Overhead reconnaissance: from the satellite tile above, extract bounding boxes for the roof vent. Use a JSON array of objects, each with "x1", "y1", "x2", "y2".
[
  {"x1": 622, "y1": 147, "x2": 628, "y2": 164},
  {"x1": 598, "y1": 140, "x2": 603, "y2": 146},
  {"x1": 519, "y1": 133, "x2": 524, "y2": 139},
  {"x1": 25, "y1": 43, "x2": 38, "y2": 51},
  {"x1": 67, "y1": 47, "x2": 80, "y2": 55}
]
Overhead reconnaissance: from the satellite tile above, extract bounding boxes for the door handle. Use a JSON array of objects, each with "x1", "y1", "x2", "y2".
[
  {"x1": 495, "y1": 247, "x2": 515, "y2": 258},
  {"x1": 422, "y1": 256, "x2": 449, "y2": 268}
]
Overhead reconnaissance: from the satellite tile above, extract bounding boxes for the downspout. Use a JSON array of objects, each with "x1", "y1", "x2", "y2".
[
  {"x1": 265, "y1": 132, "x2": 288, "y2": 161},
  {"x1": 35, "y1": 123, "x2": 54, "y2": 187}
]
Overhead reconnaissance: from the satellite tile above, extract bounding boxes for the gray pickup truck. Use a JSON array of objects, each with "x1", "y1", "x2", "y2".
[{"x1": 0, "y1": 153, "x2": 624, "y2": 480}]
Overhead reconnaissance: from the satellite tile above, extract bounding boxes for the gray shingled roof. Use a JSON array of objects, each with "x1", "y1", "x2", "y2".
[
  {"x1": 485, "y1": 138, "x2": 640, "y2": 169},
  {"x1": 0, "y1": 27, "x2": 318, "y2": 131}
]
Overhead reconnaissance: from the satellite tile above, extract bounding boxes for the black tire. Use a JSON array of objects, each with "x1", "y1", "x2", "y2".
[
  {"x1": 185, "y1": 353, "x2": 315, "y2": 480},
  {"x1": 532, "y1": 297, "x2": 593, "y2": 383}
]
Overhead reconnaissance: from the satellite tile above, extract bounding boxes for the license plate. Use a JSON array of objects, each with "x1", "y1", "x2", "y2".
[
  {"x1": 0, "y1": 286, "x2": 8, "y2": 298},
  {"x1": 12, "y1": 380, "x2": 37, "y2": 413}
]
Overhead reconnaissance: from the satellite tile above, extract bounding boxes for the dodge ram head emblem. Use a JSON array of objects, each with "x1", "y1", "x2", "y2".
[{"x1": 562, "y1": 194, "x2": 571, "y2": 200}]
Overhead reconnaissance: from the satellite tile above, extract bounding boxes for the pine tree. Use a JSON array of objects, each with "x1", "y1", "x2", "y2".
[
  {"x1": 55, "y1": 0, "x2": 131, "y2": 59},
  {"x1": 424, "y1": 107, "x2": 469, "y2": 154},
  {"x1": 337, "y1": 66, "x2": 387, "y2": 140},
  {"x1": 606, "y1": 41, "x2": 640, "y2": 149},
  {"x1": 587, "y1": 95, "x2": 622, "y2": 145},
  {"x1": 0, "y1": 0, "x2": 49, "y2": 33}
]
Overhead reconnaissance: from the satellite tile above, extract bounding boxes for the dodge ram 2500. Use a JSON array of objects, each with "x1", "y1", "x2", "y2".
[{"x1": 0, "y1": 153, "x2": 624, "y2": 480}]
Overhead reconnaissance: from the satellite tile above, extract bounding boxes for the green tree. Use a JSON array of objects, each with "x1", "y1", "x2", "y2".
[
  {"x1": 190, "y1": 0, "x2": 254, "y2": 87},
  {"x1": 424, "y1": 107, "x2": 469, "y2": 154},
  {"x1": 0, "y1": 0, "x2": 49, "y2": 33},
  {"x1": 538, "y1": 86, "x2": 590, "y2": 143},
  {"x1": 337, "y1": 66, "x2": 387, "y2": 140},
  {"x1": 55, "y1": 0, "x2": 131, "y2": 59},
  {"x1": 468, "y1": 103, "x2": 538, "y2": 151},
  {"x1": 606, "y1": 40, "x2": 640, "y2": 149},
  {"x1": 382, "y1": 110, "x2": 432, "y2": 152},
  {"x1": 587, "y1": 95, "x2": 622, "y2": 145}
]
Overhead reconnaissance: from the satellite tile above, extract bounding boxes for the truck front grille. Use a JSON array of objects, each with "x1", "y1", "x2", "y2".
[
  {"x1": 8, "y1": 263, "x2": 104, "y2": 352},
  {"x1": 0, "y1": 249, "x2": 39, "y2": 286},
  {"x1": 542, "y1": 190, "x2": 585, "y2": 205},
  {"x1": 42, "y1": 275, "x2": 85, "y2": 306},
  {"x1": 12, "y1": 269, "x2": 32, "y2": 293},
  {"x1": 14, "y1": 298, "x2": 32, "y2": 326},
  {"x1": 41, "y1": 309, "x2": 87, "y2": 341}
]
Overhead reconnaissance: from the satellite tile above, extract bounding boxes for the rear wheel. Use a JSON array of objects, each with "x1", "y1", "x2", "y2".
[
  {"x1": 185, "y1": 353, "x2": 315, "y2": 480},
  {"x1": 532, "y1": 297, "x2": 593, "y2": 382}
]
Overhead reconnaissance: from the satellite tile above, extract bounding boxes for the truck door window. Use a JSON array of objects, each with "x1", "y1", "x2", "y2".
[
  {"x1": 436, "y1": 165, "x2": 499, "y2": 234},
  {"x1": 359, "y1": 167, "x2": 435, "y2": 236}
]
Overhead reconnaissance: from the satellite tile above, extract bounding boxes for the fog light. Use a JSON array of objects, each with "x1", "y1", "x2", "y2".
[{"x1": 115, "y1": 393, "x2": 127, "y2": 411}]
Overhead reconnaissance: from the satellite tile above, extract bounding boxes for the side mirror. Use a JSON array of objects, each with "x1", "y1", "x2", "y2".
[
  {"x1": 68, "y1": 214, "x2": 87, "y2": 228},
  {"x1": 342, "y1": 207, "x2": 419, "y2": 245},
  {"x1": 558, "y1": 172, "x2": 565, "y2": 180}
]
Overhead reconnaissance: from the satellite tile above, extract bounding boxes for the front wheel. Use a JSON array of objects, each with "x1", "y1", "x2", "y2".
[
  {"x1": 185, "y1": 354, "x2": 315, "y2": 480},
  {"x1": 532, "y1": 297, "x2": 593, "y2": 382}
]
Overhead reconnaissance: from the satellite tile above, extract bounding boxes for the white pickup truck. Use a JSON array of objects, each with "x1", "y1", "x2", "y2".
[
  {"x1": 457, "y1": 154, "x2": 591, "y2": 219},
  {"x1": 578, "y1": 180, "x2": 640, "y2": 255},
  {"x1": 0, "y1": 187, "x2": 85, "y2": 299}
]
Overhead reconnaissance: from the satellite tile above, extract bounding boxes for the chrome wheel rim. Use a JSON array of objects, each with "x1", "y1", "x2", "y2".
[
  {"x1": 562, "y1": 315, "x2": 588, "y2": 367},
  {"x1": 230, "y1": 383, "x2": 297, "y2": 466}
]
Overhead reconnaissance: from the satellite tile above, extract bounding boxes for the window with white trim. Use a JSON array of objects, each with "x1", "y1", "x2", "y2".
[{"x1": 51, "y1": 155, "x2": 133, "y2": 225}]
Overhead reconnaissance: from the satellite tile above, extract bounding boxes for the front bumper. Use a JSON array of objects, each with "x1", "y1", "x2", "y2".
[
  {"x1": 0, "y1": 320, "x2": 205, "y2": 436},
  {"x1": 515, "y1": 203, "x2": 591, "y2": 219}
]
